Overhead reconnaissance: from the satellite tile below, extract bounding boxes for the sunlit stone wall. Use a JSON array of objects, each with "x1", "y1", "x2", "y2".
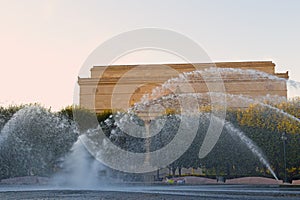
[{"x1": 78, "y1": 61, "x2": 289, "y2": 113}]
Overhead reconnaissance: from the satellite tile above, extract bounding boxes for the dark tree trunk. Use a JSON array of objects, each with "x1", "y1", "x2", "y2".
[
  {"x1": 178, "y1": 167, "x2": 182, "y2": 176},
  {"x1": 172, "y1": 168, "x2": 176, "y2": 176}
]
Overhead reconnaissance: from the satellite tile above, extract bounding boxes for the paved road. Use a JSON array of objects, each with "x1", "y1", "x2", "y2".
[{"x1": 0, "y1": 184, "x2": 299, "y2": 199}]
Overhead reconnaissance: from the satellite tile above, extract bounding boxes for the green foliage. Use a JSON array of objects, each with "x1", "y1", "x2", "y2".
[
  {"x1": 0, "y1": 100, "x2": 299, "y2": 182},
  {"x1": 237, "y1": 101, "x2": 300, "y2": 134},
  {"x1": 234, "y1": 100, "x2": 300, "y2": 182},
  {"x1": 0, "y1": 104, "x2": 25, "y2": 131},
  {"x1": 59, "y1": 106, "x2": 113, "y2": 132},
  {"x1": 97, "y1": 110, "x2": 113, "y2": 122},
  {"x1": 59, "y1": 100, "x2": 299, "y2": 181},
  {"x1": 169, "y1": 114, "x2": 265, "y2": 178},
  {"x1": 58, "y1": 106, "x2": 99, "y2": 133}
]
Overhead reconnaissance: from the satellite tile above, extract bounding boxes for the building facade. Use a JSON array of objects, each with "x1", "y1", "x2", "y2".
[{"x1": 78, "y1": 61, "x2": 289, "y2": 113}]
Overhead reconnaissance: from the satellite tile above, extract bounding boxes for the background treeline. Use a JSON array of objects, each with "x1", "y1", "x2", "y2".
[
  {"x1": 167, "y1": 99, "x2": 300, "y2": 182},
  {"x1": 98, "y1": 99, "x2": 300, "y2": 182},
  {"x1": 0, "y1": 99, "x2": 299, "y2": 182}
]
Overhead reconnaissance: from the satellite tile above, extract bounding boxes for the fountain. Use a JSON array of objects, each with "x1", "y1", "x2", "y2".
[
  {"x1": 98, "y1": 67, "x2": 299, "y2": 180},
  {"x1": 0, "y1": 68, "x2": 299, "y2": 185},
  {"x1": 51, "y1": 135, "x2": 107, "y2": 188},
  {"x1": 0, "y1": 106, "x2": 78, "y2": 182},
  {"x1": 223, "y1": 120, "x2": 278, "y2": 180}
]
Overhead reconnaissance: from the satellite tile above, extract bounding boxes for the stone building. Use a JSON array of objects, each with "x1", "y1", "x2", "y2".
[{"x1": 78, "y1": 61, "x2": 288, "y2": 113}]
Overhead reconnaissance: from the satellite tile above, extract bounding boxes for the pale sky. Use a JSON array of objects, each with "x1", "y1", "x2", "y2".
[{"x1": 0, "y1": 0, "x2": 299, "y2": 110}]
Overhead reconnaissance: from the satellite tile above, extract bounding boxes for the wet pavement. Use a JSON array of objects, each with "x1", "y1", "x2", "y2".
[{"x1": 0, "y1": 184, "x2": 299, "y2": 199}]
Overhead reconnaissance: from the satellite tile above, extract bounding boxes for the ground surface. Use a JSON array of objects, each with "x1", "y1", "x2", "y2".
[{"x1": 0, "y1": 184, "x2": 299, "y2": 200}]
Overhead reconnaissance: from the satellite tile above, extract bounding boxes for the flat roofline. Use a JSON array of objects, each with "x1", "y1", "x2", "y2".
[{"x1": 91, "y1": 61, "x2": 275, "y2": 68}]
